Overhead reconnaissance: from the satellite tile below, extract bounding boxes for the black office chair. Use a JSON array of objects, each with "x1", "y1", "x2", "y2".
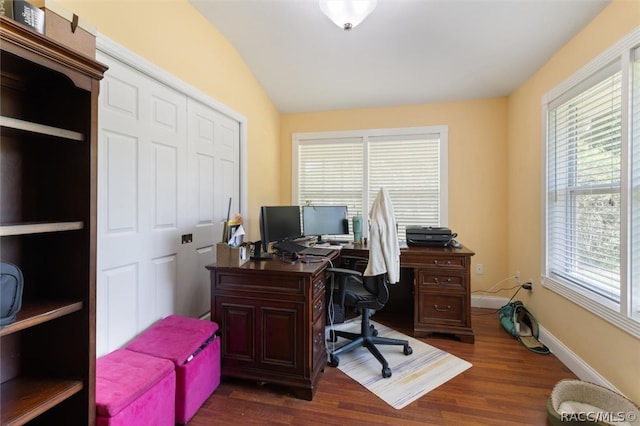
[{"x1": 326, "y1": 263, "x2": 413, "y2": 378}]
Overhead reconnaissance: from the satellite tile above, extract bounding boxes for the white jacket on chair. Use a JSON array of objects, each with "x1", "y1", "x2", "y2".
[{"x1": 364, "y1": 187, "x2": 400, "y2": 284}]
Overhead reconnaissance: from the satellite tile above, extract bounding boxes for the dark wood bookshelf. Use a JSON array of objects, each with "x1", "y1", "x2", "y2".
[{"x1": 1, "y1": 14, "x2": 107, "y2": 425}]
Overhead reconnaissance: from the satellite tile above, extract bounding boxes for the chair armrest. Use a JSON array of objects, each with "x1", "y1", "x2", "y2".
[{"x1": 326, "y1": 267, "x2": 363, "y2": 277}]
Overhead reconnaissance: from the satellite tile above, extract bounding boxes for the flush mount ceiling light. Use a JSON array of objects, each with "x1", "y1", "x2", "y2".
[{"x1": 319, "y1": 0, "x2": 378, "y2": 31}]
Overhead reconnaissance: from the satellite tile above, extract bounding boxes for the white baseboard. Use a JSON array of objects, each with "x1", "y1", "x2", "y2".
[
  {"x1": 537, "y1": 324, "x2": 623, "y2": 394},
  {"x1": 470, "y1": 295, "x2": 622, "y2": 395},
  {"x1": 471, "y1": 294, "x2": 509, "y2": 309}
]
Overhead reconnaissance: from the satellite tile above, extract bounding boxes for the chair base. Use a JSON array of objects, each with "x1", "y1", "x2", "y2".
[{"x1": 328, "y1": 309, "x2": 412, "y2": 378}]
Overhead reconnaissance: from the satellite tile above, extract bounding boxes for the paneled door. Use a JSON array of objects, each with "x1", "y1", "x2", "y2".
[
  {"x1": 185, "y1": 98, "x2": 240, "y2": 317},
  {"x1": 96, "y1": 45, "x2": 240, "y2": 356}
]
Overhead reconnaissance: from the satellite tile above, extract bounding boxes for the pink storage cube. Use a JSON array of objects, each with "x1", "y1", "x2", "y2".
[
  {"x1": 96, "y1": 349, "x2": 175, "y2": 426},
  {"x1": 126, "y1": 315, "x2": 220, "y2": 424}
]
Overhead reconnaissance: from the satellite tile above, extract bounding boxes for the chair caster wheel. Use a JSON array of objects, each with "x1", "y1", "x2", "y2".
[
  {"x1": 369, "y1": 324, "x2": 378, "y2": 336},
  {"x1": 329, "y1": 354, "x2": 340, "y2": 367},
  {"x1": 382, "y1": 367, "x2": 392, "y2": 378},
  {"x1": 404, "y1": 345, "x2": 413, "y2": 356}
]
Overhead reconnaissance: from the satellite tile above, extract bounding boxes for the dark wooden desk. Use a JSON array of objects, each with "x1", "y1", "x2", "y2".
[
  {"x1": 341, "y1": 242, "x2": 475, "y2": 343},
  {"x1": 206, "y1": 251, "x2": 339, "y2": 401},
  {"x1": 207, "y1": 243, "x2": 474, "y2": 400}
]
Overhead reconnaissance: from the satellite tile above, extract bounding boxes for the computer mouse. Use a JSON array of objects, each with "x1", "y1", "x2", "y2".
[{"x1": 450, "y1": 240, "x2": 462, "y2": 249}]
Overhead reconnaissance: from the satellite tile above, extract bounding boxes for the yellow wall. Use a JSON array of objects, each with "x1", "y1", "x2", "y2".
[
  {"x1": 57, "y1": 0, "x2": 281, "y2": 239},
  {"x1": 508, "y1": 0, "x2": 640, "y2": 402},
  {"x1": 281, "y1": 99, "x2": 509, "y2": 292}
]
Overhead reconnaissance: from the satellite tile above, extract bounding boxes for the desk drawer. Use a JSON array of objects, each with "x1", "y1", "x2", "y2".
[
  {"x1": 424, "y1": 256, "x2": 466, "y2": 269},
  {"x1": 312, "y1": 292, "x2": 325, "y2": 323},
  {"x1": 312, "y1": 315, "x2": 327, "y2": 369},
  {"x1": 417, "y1": 270, "x2": 465, "y2": 291},
  {"x1": 417, "y1": 293, "x2": 465, "y2": 325},
  {"x1": 312, "y1": 275, "x2": 326, "y2": 299},
  {"x1": 216, "y1": 271, "x2": 307, "y2": 296}
]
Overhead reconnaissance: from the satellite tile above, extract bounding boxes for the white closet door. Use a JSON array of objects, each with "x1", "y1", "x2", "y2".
[
  {"x1": 97, "y1": 56, "x2": 187, "y2": 355},
  {"x1": 182, "y1": 98, "x2": 240, "y2": 317},
  {"x1": 96, "y1": 49, "x2": 241, "y2": 356}
]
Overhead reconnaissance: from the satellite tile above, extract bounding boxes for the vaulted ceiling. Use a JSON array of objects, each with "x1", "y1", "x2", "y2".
[{"x1": 190, "y1": 0, "x2": 610, "y2": 113}]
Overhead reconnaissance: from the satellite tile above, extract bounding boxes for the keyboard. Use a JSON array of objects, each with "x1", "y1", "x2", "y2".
[
  {"x1": 302, "y1": 247, "x2": 335, "y2": 256},
  {"x1": 273, "y1": 240, "x2": 334, "y2": 257}
]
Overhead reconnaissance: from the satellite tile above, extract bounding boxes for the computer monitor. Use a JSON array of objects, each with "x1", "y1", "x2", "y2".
[
  {"x1": 302, "y1": 205, "x2": 349, "y2": 243},
  {"x1": 259, "y1": 205, "x2": 302, "y2": 253}
]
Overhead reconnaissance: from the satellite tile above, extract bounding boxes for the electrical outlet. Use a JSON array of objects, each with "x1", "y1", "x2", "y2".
[
  {"x1": 515, "y1": 271, "x2": 521, "y2": 283},
  {"x1": 475, "y1": 263, "x2": 484, "y2": 275}
]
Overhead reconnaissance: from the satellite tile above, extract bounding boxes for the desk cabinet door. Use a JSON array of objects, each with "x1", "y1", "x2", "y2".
[{"x1": 216, "y1": 297, "x2": 305, "y2": 375}]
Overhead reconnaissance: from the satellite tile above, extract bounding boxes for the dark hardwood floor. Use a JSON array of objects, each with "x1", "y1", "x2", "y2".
[{"x1": 190, "y1": 308, "x2": 576, "y2": 425}]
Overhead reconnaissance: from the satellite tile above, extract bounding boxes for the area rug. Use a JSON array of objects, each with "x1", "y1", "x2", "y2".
[{"x1": 326, "y1": 319, "x2": 472, "y2": 409}]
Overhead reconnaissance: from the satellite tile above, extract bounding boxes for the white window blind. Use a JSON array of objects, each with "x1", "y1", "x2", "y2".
[
  {"x1": 632, "y1": 46, "x2": 640, "y2": 320},
  {"x1": 298, "y1": 137, "x2": 364, "y2": 223},
  {"x1": 293, "y1": 127, "x2": 448, "y2": 239},
  {"x1": 547, "y1": 65, "x2": 622, "y2": 303},
  {"x1": 543, "y1": 27, "x2": 640, "y2": 337},
  {"x1": 368, "y1": 135, "x2": 442, "y2": 237}
]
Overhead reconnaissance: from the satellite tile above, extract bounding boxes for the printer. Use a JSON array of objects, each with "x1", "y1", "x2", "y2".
[{"x1": 406, "y1": 226, "x2": 457, "y2": 247}]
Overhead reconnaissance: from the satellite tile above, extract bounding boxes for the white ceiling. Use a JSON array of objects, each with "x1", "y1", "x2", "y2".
[{"x1": 190, "y1": 0, "x2": 610, "y2": 114}]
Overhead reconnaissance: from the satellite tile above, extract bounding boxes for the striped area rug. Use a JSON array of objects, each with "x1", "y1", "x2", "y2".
[{"x1": 327, "y1": 319, "x2": 472, "y2": 409}]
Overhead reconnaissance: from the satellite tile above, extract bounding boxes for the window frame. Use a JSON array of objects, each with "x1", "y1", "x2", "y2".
[
  {"x1": 292, "y1": 125, "x2": 449, "y2": 239},
  {"x1": 542, "y1": 27, "x2": 640, "y2": 338}
]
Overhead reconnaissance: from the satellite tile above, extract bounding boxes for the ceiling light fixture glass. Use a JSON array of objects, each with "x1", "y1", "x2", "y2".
[{"x1": 319, "y1": 0, "x2": 378, "y2": 31}]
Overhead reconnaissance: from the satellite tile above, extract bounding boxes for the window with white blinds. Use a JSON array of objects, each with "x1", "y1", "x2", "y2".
[
  {"x1": 543, "y1": 28, "x2": 640, "y2": 337},
  {"x1": 293, "y1": 126, "x2": 448, "y2": 239},
  {"x1": 546, "y1": 64, "x2": 622, "y2": 302}
]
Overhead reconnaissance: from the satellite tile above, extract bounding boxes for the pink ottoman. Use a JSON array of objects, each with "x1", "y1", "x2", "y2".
[
  {"x1": 126, "y1": 315, "x2": 220, "y2": 424},
  {"x1": 96, "y1": 349, "x2": 175, "y2": 426}
]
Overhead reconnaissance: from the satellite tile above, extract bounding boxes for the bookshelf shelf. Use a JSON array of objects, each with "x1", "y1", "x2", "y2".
[
  {"x1": 0, "y1": 300, "x2": 84, "y2": 337},
  {"x1": 0, "y1": 116, "x2": 84, "y2": 141},
  {"x1": 1, "y1": 377, "x2": 84, "y2": 426},
  {"x1": 0, "y1": 221, "x2": 84, "y2": 237}
]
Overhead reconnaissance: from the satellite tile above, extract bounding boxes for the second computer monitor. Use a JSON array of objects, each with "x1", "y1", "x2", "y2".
[{"x1": 302, "y1": 205, "x2": 349, "y2": 243}]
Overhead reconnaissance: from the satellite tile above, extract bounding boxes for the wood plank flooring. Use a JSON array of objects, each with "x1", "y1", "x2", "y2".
[{"x1": 190, "y1": 308, "x2": 576, "y2": 425}]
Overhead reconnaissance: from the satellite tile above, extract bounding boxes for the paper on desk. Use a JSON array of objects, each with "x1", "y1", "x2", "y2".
[
  {"x1": 228, "y1": 224, "x2": 245, "y2": 247},
  {"x1": 315, "y1": 243, "x2": 343, "y2": 250}
]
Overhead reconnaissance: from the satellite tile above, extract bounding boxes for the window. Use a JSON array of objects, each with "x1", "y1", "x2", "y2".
[
  {"x1": 543, "y1": 28, "x2": 640, "y2": 337},
  {"x1": 292, "y1": 126, "x2": 448, "y2": 239}
]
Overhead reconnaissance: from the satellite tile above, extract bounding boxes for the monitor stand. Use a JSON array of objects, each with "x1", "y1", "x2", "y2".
[
  {"x1": 314, "y1": 235, "x2": 327, "y2": 245},
  {"x1": 250, "y1": 241, "x2": 273, "y2": 260},
  {"x1": 315, "y1": 235, "x2": 346, "y2": 245}
]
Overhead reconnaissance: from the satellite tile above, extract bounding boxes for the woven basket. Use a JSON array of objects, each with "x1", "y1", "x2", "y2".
[{"x1": 547, "y1": 380, "x2": 639, "y2": 426}]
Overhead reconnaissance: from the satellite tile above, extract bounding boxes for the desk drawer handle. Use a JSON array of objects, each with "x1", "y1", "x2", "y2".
[
  {"x1": 433, "y1": 304, "x2": 452, "y2": 312},
  {"x1": 433, "y1": 277, "x2": 452, "y2": 284},
  {"x1": 433, "y1": 260, "x2": 452, "y2": 266}
]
